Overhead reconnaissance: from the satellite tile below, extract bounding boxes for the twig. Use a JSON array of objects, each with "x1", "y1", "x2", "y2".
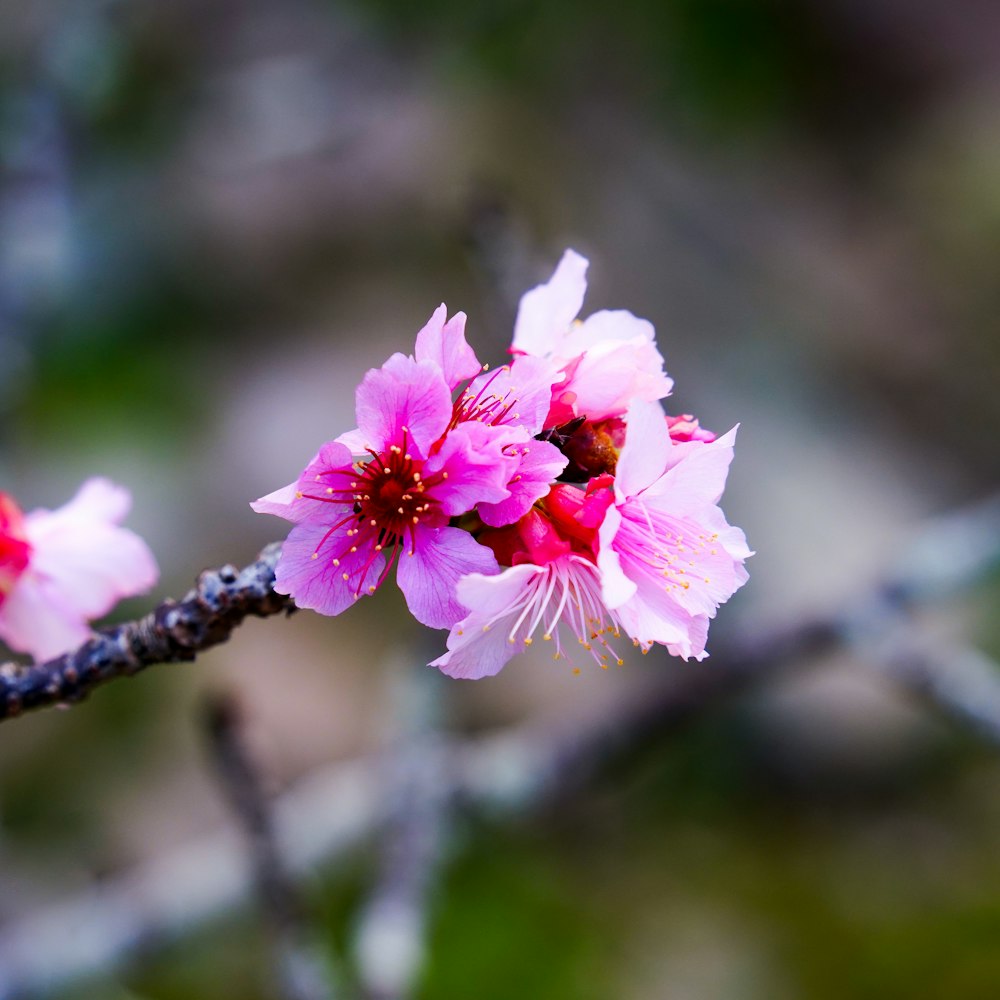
[
  {"x1": 0, "y1": 543, "x2": 292, "y2": 722},
  {"x1": 353, "y1": 664, "x2": 452, "y2": 1000},
  {"x1": 204, "y1": 693, "x2": 336, "y2": 1000}
]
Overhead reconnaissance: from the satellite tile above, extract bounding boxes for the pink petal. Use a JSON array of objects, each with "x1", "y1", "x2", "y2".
[
  {"x1": 566, "y1": 335, "x2": 673, "y2": 422},
  {"x1": 563, "y1": 309, "x2": 657, "y2": 354},
  {"x1": 430, "y1": 565, "x2": 546, "y2": 679},
  {"x1": 422, "y1": 422, "x2": 517, "y2": 517},
  {"x1": 25, "y1": 477, "x2": 131, "y2": 532},
  {"x1": 355, "y1": 354, "x2": 452, "y2": 458},
  {"x1": 617, "y1": 505, "x2": 748, "y2": 619},
  {"x1": 0, "y1": 574, "x2": 92, "y2": 661},
  {"x1": 397, "y1": 525, "x2": 499, "y2": 630},
  {"x1": 414, "y1": 304, "x2": 481, "y2": 390},
  {"x1": 512, "y1": 249, "x2": 588, "y2": 357},
  {"x1": 667, "y1": 614, "x2": 710, "y2": 662},
  {"x1": 596, "y1": 505, "x2": 638, "y2": 608},
  {"x1": 614, "y1": 575, "x2": 701, "y2": 653},
  {"x1": 464, "y1": 355, "x2": 560, "y2": 436},
  {"x1": 274, "y1": 521, "x2": 384, "y2": 617},
  {"x1": 23, "y1": 482, "x2": 158, "y2": 624},
  {"x1": 251, "y1": 440, "x2": 354, "y2": 523},
  {"x1": 615, "y1": 400, "x2": 671, "y2": 499},
  {"x1": 643, "y1": 427, "x2": 739, "y2": 512},
  {"x1": 478, "y1": 439, "x2": 568, "y2": 528},
  {"x1": 250, "y1": 481, "x2": 301, "y2": 520},
  {"x1": 334, "y1": 428, "x2": 367, "y2": 454}
]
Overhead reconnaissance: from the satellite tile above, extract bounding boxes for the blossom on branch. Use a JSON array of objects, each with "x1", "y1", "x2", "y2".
[
  {"x1": 254, "y1": 251, "x2": 750, "y2": 673},
  {"x1": 252, "y1": 308, "x2": 565, "y2": 630},
  {"x1": 0, "y1": 479, "x2": 159, "y2": 661}
]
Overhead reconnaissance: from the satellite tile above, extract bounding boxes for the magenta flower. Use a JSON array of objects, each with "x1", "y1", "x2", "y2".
[
  {"x1": 252, "y1": 308, "x2": 565, "y2": 630},
  {"x1": 597, "y1": 401, "x2": 751, "y2": 660},
  {"x1": 512, "y1": 249, "x2": 674, "y2": 425},
  {"x1": 0, "y1": 479, "x2": 159, "y2": 661}
]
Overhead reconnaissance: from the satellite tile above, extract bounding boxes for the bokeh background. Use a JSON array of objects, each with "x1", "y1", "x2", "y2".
[{"x1": 1, "y1": 0, "x2": 999, "y2": 997}]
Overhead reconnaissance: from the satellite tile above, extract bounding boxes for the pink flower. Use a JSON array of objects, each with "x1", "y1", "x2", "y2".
[
  {"x1": 0, "y1": 479, "x2": 159, "y2": 661},
  {"x1": 512, "y1": 250, "x2": 674, "y2": 425},
  {"x1": 432, "y1": 486, "x2": 623, "y2": 679},
  {"x1": 597, "y1": 400, "x2": 751, "y2": 660},
  {"x1": 666, "y1": 413, "x2": 716, "y2": 444},
  {"x1": 252, "y1": 312, "x2": 565, "y2": 630}
]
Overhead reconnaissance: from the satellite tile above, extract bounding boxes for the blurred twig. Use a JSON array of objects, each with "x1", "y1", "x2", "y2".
[
  {"x1": 0, "y1": 543, "x2": 292, "y2": 722},
  {"x1": 353, "y1": 664, "x2": 452, "y2": 1000},
  {"x1": 204, "y1": 693, "x2": 337, "y2": 1000}
]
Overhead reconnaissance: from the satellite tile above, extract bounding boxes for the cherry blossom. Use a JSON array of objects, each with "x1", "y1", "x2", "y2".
[
  {"x1": 0, "y1": 480, "x2": 159, "y2": 661},
  {"x1": 597, "y1": 400, "x2": 751, "y2": 660},
  {"x1": 253, "y1": 308, "x2": 565, "y2": 630},
  {"x1": 432, "y1": 486, "x2": 622, "y2": 679},
  {"x1": 512, "y1": 249, "x2": 673, "y2": 425}
]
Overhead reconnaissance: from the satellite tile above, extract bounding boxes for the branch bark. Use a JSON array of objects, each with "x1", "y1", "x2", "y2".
[{"x1": 0, "y1": 543, "x2": 292, "y2": 721}]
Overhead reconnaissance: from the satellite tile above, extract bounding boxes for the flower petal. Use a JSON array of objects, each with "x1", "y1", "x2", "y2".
[
  {"x1": 274, "y1": 521, "x2": 384, "y2": 616},
  {"x1": 597, "y1": 505, "x2": 637, "y2": 608},
  {"x1": 463, "y1": 355, "x2": 560, "y2": 436},
  {"x1": 643, "y1": 427, "x2": 739, "y2": 512},
  {"x1": 430, "y1": 565, "x2": 546, "y2": 678},
  {"x1": 251, "y1": 440, "x2": 355, "y2": 524},
  {"x1": 25, "y1": 477, "x2": 130, "y2": 531},
  {"x1": 24, "y1": 483, "x2": 158, "y2": 622},
  {"x1": 478, "y1": 439, "x2": 568, "y2": 528},
  {"x1": 423, "y1": 422, "x2": 516, "y2": 517},
  {"x1": 0, "y1": 574, "x2": 92, "y2": 661},
  {"x1": 397, "y1": 525, "x2": 499, "y2": 630},
  {"x1": 414, "y1": 304, "x2": 481, "y2": 390},
  {"x1": 564, "y1": 325, "x2": 673, "y2": 422},
  {"x1": 563, "y1": 308, "x2": 657, "y2": 354},
  {"x1": 615, "y1": 399, "x2": 671, "y2": 499},
  {"x1": 512, "y1": 249, "x2": 588, "y2": 357},
  {"x1": 355, "y1": 353, "x2": 452, "y2": 458}
]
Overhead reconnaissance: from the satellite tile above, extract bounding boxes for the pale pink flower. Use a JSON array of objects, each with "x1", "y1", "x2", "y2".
[
  {"x1": 432, "y1": 487, "x2": 623, "y2": 679},
  {"x1": 597, "y1": 400, "x2": 751, "y2": 660},
  {"x1": 512, "y1": 249, "x2": 673, "y2": 425},
  {"x1": 431, "y1": 556, "x2": 625, "y2": 679},
  {"x1": 0, "y1": 479, "x2": 159, "y2": 661}
]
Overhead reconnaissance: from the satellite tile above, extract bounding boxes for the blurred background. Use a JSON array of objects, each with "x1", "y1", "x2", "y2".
[{"x1": 1, "y1": 0, "x2": 999, "y2": 996}]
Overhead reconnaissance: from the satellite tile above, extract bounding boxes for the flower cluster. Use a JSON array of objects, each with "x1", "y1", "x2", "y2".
[
  {"x1": 0, "y1": 479, "x2": 159, "y2": 661},
  {"x1": 254, "y1": 250, "x2": 750, "y2": 678}
]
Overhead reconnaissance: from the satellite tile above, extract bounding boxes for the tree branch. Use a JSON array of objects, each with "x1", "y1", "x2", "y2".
[
  {"x1": 204, "y1": 693, "x2": 337, "y2": 1000},
  {"x1": 1, "y1": 489, "x2": 997, "y2": 726},
  {"x1": 0, "y1": 543, "x2": 292, "y2": 721}
]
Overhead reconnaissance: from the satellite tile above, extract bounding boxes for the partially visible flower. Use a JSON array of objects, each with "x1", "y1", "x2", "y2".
[
  {"x1": 666, "y1": 413, "x2": 716, "y2": 444},
  {"x1": 512, "y1": 249, "x2": 673, "y2": 425},
  {"x1": 597, "y1": 400, "x2": 751, "y2": 660},
  {"x1": 0, "y1": 479, "x2": 159, "y2": 662}
]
